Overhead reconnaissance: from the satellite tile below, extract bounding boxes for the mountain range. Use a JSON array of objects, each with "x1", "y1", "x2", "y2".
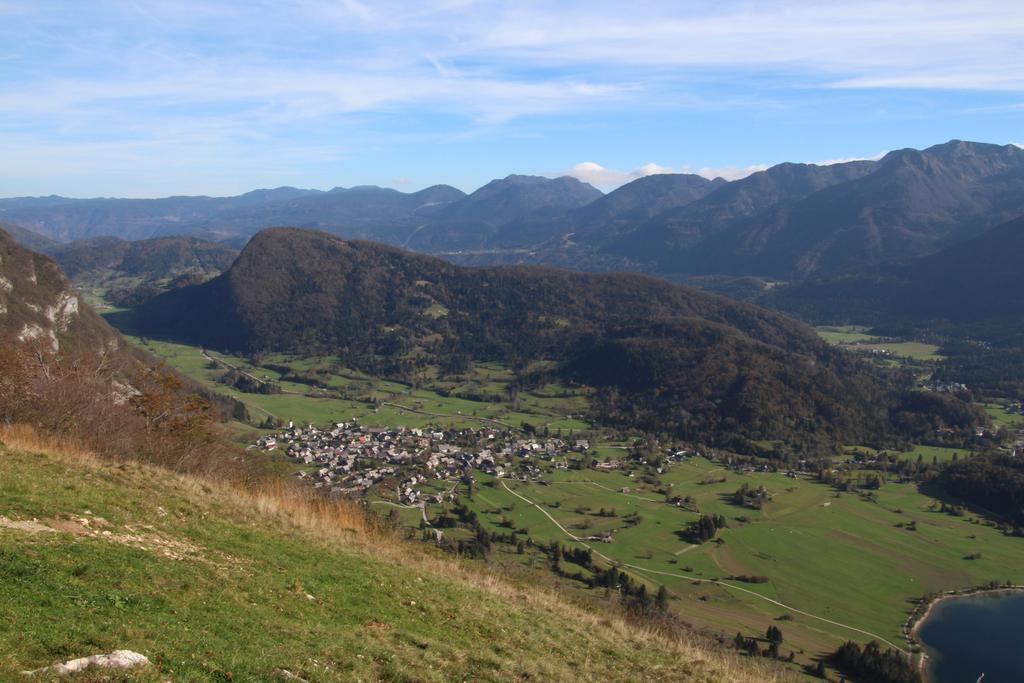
[
  {"x1": 5, "y1": 140, "x2": 1023, "y2": 283},
  {"x1": 47, "y1": 235, "x2": 238, "y2": 280}
]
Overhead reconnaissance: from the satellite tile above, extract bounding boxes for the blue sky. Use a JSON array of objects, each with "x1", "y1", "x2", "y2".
[{"x1": 1, "y1": 0, "x2": 1022, "y2": 197}]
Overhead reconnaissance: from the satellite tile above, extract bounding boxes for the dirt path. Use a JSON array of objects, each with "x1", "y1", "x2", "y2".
[{"x1": 673, "y1": 544, "x2": 699, "y2": 556}]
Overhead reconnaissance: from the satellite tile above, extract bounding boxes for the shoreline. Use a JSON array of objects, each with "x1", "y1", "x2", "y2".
[{"x1": 903, "y1": 584, "x2": 1024, "y2": 680}]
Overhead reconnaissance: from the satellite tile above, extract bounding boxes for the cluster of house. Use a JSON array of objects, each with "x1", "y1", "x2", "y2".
[
  {"x1": 928, "y1": 380, "x2": 969, "y2": 393},
  {"x1": 253, "y1": 421, "x2": 596, "y2": 503}
]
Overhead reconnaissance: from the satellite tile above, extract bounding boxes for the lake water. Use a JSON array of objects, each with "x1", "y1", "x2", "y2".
[{"x1": 916, "y1": 590, "x2": 1024, "y2": 683}]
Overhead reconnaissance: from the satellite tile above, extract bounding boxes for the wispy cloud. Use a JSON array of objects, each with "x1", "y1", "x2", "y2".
[
  {"x1": 811, "y1": 152, "x2": 888, "y2": 166},
  {"x1": 1, "y1": 1, "x2": 1022, "y2": 195},
  {"x1": 6, "y1": 2, "x2": 1021, "y2": 124},
  {"x1": 559, "y1": 161, "x2": 772, "y2": 188}
]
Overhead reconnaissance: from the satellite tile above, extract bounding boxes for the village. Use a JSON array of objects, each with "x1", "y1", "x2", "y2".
[
  {"x1": 253, "y1": 420, "x2": 606, "y2": 504},
  {"x1": 251, "y1": 419, "x2": 709, "y2": 507}
]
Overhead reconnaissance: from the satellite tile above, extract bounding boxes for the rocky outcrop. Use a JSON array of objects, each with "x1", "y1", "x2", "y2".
[{"x1": 0, "y1": 227, "x2": 120, "y2": 355}]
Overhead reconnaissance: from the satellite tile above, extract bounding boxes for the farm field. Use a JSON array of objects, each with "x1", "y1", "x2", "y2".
[
  {"x1": 814, "y1": 326, "x2": 943, "y2": 361},
  {"x1": 127, "y1": 337, "x2": 592, "y2": 434},
  {"x1": 983, "y1": 402, "x2": 1024, "y2": 429},
  {"x1": 856, "y1": 341, "x2": 943, "y2": 361},
  {"x1": 443, "y1": 457, "x2": 1024, "y2": 664},
  {"x1": 814, "y1": 325, "x2": 878, "y2": 344},
  {"x1": 844, "y1": 444, "x2": 971, "y2": 464}
]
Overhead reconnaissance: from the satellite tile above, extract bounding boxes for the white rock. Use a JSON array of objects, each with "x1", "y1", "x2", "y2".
[
  {"x1": 22, "y1": 650, "x2": 150, "y2": 676},
  {"x1": 46, "y1": 291, "x2": 79, "y2": 331},
  {"x1": 17, "y1": 323, "x2": 59, "y2": 352}
]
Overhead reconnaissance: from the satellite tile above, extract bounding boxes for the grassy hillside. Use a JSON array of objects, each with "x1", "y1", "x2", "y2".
[{"x1": 0, "y1": 426, "x2": 784, "y2": 682}]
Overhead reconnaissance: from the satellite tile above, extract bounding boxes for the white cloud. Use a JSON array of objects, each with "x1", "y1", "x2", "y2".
[
  {"x1": 560, "y1": 160, "x2": 774, "y2": 188},
  {"x1": 1013, "y1": 142, "x2": 1024, "y2": 149},
  {"x1": 811, "y1": 151, "x2": 888, "y2": 166},
  {"x1": 694, "y1": 165, "x2": 769, "y2": 182},
  {"x1": 560, "y1": 161, "x2": 675, "y2": 188}
]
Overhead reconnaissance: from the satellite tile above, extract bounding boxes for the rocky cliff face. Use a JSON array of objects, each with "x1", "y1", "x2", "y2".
[{"x1": 0, "y1": 227, "x2": 121, "y2": 355}]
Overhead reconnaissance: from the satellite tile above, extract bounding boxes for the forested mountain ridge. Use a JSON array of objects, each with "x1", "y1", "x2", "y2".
[
  {"x1": 568, "y1": 173, "x2": 727, "y2": 246},
  {"x1": 403, "y1": 174, "x2": 603, "y2": 250},
  {"x1": 128, "y1": 227, "x2": 982, "y2": 454},
  {"x1": 0, "y1": 221, "x2": 59, "y2": 253},
  {"x1": 764, "y1": 214, "x2": 1024, "y2": 400},
  {"x1": 766, "y1": 214, "x2": 1024, "y2": 344},
  {"x1": 616, "y1": 140, "x2": 1024, "y2": 278},
  {"x1": 188, "y1": 184, "x2": 468, "y2": 245},
  {"x1": 614, "y1": 159, "x2": 879, "y2": 261}
]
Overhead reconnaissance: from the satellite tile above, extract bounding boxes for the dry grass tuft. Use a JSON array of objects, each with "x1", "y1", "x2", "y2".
[
  {"x1": 243, "y1": 475, "x2": 374, "y2": 537},
  {"x1": 0, "y1": 422, "x2": 101, "y2": 465}
]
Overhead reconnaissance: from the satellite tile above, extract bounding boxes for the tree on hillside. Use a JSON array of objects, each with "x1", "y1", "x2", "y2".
[{"x1": 655, "y1": 585, "x2": 669, "y2": 613}]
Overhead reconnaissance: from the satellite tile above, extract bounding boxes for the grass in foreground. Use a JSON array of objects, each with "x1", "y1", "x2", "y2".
[{"x1": 0, "y1": 427, "x2": 783, "y2": 682}]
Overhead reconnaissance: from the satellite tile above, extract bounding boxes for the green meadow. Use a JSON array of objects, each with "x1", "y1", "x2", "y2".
[
  {"x1": 815, "y1": 325, "x2": 878, "y2": 344},
  {"x1": 856, "y1": 341, "x2": 943, "y2": 361},
  {"x1": 845, "y1": 444, "x2": 971, "y2": 464},
  {"x1": 814, "y1": 326, "x2": 943, "y2": 361},
  {"x1": 983, "y1": 402, "x2": 1024, "y2": 429},
  {"x1": 127, "y1": 337, "x2": 593, "y2": 434}
]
